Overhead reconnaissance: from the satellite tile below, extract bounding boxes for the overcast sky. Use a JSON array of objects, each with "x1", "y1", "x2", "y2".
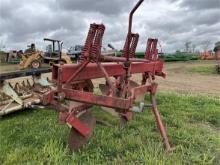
[{"x1": 0, "y1": 0, "x2": 219, "y2": 52}]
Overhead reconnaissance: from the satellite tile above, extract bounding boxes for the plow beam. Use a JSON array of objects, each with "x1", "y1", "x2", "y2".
[
  {"x1": 52, "y1": 61, "x2": 165, "y2": 83},
  {"x1": 63, "y1": 88, "x2": 132, "y2": 110},
  {"x1": 45, "y1": 84, "x2": 153, "y2": 110}
]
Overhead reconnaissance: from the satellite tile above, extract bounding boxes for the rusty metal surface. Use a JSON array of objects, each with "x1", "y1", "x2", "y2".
[
  {"x1": 0, "y1": 70, "x2": 53, "y2": 116},
  {"x1": 1, "y1": 0, "x2": 173, "y2": 151},
  {"x1": 63, "y1": 88, "x2": 132, "y2": 110},
  {"x1": 43, "y1": 0, "x2": 172, "y2": 151},
  {"x1": 145, "y1": 38, "x2": 158, "y2": 61},
  {"x1": 66, "y1": 114, "x2": 91, "y2": 137},
  {"x1": 52, "y1": 61, "x2": 164, "y2": 83},
  {"x1": 68, "y1": 110, "x2": 96, "y2": 151},
  {"x1": 150, "y1": 92, "x2": 172, "y2": 151}
]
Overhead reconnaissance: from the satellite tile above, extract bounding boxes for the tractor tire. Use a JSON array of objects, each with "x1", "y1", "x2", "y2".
[
  {"x1": 31, "y1": 60, "x2": 41, "y2": 69},
  {"x1": 58, "y1": 59, "x2": 67, "y2": 65}
]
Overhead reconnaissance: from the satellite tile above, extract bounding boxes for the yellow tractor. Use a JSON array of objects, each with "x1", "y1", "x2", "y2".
[{"x1": 19, "y1": 39, "x2": 72, "y2": 69}]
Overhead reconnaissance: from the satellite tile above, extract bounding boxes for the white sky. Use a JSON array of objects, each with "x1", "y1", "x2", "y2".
[{"x1": 0, "y1": 0, "x2": 219, "y2": 52}]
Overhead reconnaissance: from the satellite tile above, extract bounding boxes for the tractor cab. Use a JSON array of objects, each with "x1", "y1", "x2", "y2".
[
  {"x1": 24, "y1": 43, "x2": 36, "y2": 54},
  {"x1": 43, "y1": 38, "x2": 63, "y2": 60}
]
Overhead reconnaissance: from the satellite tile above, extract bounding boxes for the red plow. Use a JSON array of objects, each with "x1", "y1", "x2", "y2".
[{"x1": 42, "y1": 0, "x2": 173, "y2": 151}]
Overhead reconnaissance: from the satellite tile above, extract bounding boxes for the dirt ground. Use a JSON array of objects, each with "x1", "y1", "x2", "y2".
[
  {"x1": 94, "y1": 60, "x2": 220, "y2": 97},
  {"x1": 132, "y1": 60, "x2": 220, "y2": 97},
  {"x1": 1, "y1": 60, "x2": 219, "y2": 96},
  {"x1": 0, "y1": 63, "x2": 19, "y2": 73}
]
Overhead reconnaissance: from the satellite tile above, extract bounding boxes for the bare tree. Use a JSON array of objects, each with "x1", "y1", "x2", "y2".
[{"x1": 201, "y1": 40, "x2": 211, "y2": 52}]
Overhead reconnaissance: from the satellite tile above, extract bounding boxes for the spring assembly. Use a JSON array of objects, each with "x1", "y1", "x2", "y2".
[
  {"x1": 144, "y1": 38, "x2": 158, "y2": 61},
  {"x1": 129, "y1": 33, "x2": 139, "y2": 58},
  {"x1": 79, "y1": 23, "x2": 98, "y2": 63},
  {"x1": 90, "y1": 24, "x2": 105, "y2": 62},
  {"x1": 121, "y1": 33, "x2": 139, "y2": 58}
]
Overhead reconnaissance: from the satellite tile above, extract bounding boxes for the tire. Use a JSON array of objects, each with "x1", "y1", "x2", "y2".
[
  {"x1": 31, "y1": 60, "x2": 41, "y2": 69},
  {"x1": 58, "y1": 59, "x2": 67, "y2": 65}
]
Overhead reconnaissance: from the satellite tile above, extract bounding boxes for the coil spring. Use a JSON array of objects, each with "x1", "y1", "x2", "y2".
[
  {"x1": 144, "y1": 39, "x2": 151, "y2": 60},
  {"x1": 129, "y1": 33, "x2": 139, "y2": 58},
  {"x1": 145, "y1": 38, "x2": 153, "y2": 60},
  {"x1": 79, "y1": 23, "x2": 98, "y2": 63},
  {"x1": 121, "y1": 34, "x2": 130, "y2": 57},
  {"x1": 121, "y1": 33, "x2": 139, "y2": 58},
  {"x1": 144, "y1": 38, "x2": 158, "y2": 61},
  {"x1": 152, "y1": 39, "x2": 158, "y2": 61},
  {"x1": 90, "y1": 24, "x2": 105, "y2": 62}
]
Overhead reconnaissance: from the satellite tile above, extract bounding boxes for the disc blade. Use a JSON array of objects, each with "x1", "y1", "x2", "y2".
[
  {"x1": 99, "y1": 84, "x2": 109, "y2": 95},
  {"x1": 129, "y1": 80, "x2": 139, "y2": 89},
  {"x1": 68, "y1": 110, "x2": 96, "y2": 151},
  {"x1": 129, "y1": 80, "x2": 145, "y2": 102},
  {"x1": 119, "y1": 116, "x2": 127, "y2": 129},
  {"x1": 99, "y1": 84, "x2": 118, "y2": 116}
]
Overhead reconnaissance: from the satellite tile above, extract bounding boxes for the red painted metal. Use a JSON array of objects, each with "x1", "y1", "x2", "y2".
[
  {"x1": 66, "y1": 114, "x2": 90, "y2": 137},
  {"x1": 122, "y1": 33, "x2": 139, "y2": 58},
  {"x1": 145, "y1": 38, "x2": 159, "y2": 61},
  {"x1": 126, "y1": 0, "x2": 144, "y2": 61},
  {"x1": 43, "y1": 0, "x2": 172, "y2": 151},
  {"x1": 130, "y1": 34, "x2": 139, "y2": 58},
  {"x1": 63, "y1": 88, "x2": 132, "y2": 110},
  {"x1": 79, "y1": 23, "x2": 97, "y2": 63},
  {"x1": 150, "y1": 92, "x2": 172, "y2": 151},
  {"x1": 59, "y1": 111, "x2": 69, "y2": 124},
  {"x1": 52, "y1": 61, "x2": 164, "y2": 83}
]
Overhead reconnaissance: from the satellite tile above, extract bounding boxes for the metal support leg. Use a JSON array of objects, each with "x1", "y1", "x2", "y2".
[{"x1": 150, "y1": 93, "x2": 172, "y2": 151}]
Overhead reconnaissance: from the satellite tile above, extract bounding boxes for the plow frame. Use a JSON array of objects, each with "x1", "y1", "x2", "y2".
[
  {"x1": 0, "y1": 0, "x2": 173, "y2": 151},
  {"x1": 42, "y1": 0, "x2": 173, "y2": 151}
]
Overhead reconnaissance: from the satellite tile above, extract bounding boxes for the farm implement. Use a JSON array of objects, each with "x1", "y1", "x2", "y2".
[
  {"x1": 42, "y1": 0, "x2": 172, "y2": 151},
  {"x1": 0, "y1": 68, "x2": 52, "y2": 116},
  {"x1": 0, "y1": 0, "x2": 173, "y2": 151}
]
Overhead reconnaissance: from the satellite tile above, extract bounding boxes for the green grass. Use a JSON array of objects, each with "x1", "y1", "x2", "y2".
[
  {"x1": 188, "y1": 66, "x2": 217, "y2": 75},
  {"x1": 0, "y1": 93, "x2": 220, "y2": 164}
]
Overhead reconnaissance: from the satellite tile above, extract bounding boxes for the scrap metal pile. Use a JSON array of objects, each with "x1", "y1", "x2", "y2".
[{"x1": 0, "y1": 0, "x2": 173, "y2": 151}]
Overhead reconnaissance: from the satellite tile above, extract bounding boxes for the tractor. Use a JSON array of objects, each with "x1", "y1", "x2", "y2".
[{"x1": 19, "y1": 39, "x2": 72, "y2": 69}]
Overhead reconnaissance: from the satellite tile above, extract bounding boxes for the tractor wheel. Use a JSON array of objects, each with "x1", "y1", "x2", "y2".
[
  {"x1": 31, "y1": 60, "x2": 41, "y2": 69},
  {"x1": 68, "y1": 110, "x2": 96, "y2": 151},
  {"x1": 58, "y1": 59, "x2": 67, "y2": 65}
]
